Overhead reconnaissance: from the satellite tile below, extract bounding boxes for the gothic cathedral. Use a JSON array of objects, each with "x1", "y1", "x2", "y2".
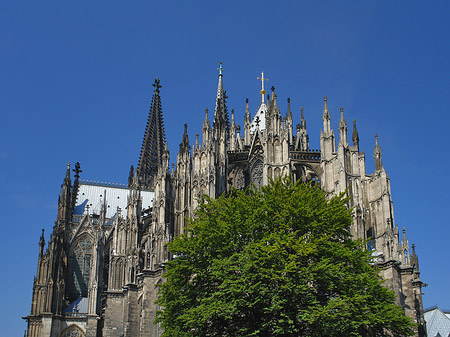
[{"x1": 25, "y1": 64, "x2": 426, "y2": 337}]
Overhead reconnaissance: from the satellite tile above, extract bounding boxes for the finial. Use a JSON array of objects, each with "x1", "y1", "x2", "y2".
[
  {"x1": 153, "y1": 77, "x2": 162, "y2": 92},
  {"x1": 246, "y1": 98, "x2": 248, "y2": 103},
  {"x1": 184, "y1": 124, "x2": 188, "y2": 133},
  {"x1": 301, "y1": 106, "x2": 304, "y2": 120},
  {"x1": 217, "y1": 61, "x2": 224, "y2": 76},
  {"x1": 324, "y1": 96, "x2": 327, "y2": 102},
  {"x1": 257, "y1": 71, "x2": 269, "y2": 103},
  {"x1": 236, "y1": 124, "x2": 241, "y2": 132},
  {"x1": 271, "y1": 86, "x2": 275, "y2": 93},
  {"x1": 73, "y1": 162, "x2": 82, "y2": 179},
  {"x1": 340, "y1": 107, "x2": 344, "y2": 117},
  {"x1": 375, "y1": 134, "x2": 379, "y2": 145}
]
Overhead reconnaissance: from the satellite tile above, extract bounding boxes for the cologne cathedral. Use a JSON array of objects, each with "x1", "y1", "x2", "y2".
[{"x1": 25, "y1": 64, "x2": 426, "y2": 337}]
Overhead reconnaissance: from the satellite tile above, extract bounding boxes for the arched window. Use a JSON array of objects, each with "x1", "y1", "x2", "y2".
[
  {"x1": 60, "y1": 324, "x2": 85, "y2": 337},
  {"x1": 68, "y1": 236, "x2": 92, "y2": 301}
]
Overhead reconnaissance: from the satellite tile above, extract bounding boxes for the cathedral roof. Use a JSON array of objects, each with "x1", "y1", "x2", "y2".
[
  {"x1": 424, "y1": 307, "x2": 450, "y2": 337},
  {"x1": 250, "y1": 102, "x2": 267, "y2": 133},
  {"x1": 73, "y1": 183, "x2": 154, "y2": 219}
]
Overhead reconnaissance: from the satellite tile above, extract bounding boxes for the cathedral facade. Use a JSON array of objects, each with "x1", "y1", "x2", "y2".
[{"x1": 25, "y1": 65, "x2": 426, "y2": 337}]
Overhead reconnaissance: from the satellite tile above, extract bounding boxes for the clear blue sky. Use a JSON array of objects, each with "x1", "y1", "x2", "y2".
[{"x1": 1, "y1": 1, "x2": 449, "y2": 335}]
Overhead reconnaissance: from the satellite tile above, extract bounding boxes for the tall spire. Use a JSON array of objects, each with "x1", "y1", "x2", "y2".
[
  {"x1": 137, "y1": 77, "x2": 167, "y2": 188},
  {"x1": 214, "y1": 61, "x2": 229, "y2": 126}
]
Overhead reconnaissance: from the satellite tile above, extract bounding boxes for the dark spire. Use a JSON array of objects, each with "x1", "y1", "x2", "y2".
[
  {"x1": 137, "y1": 77, "x2": 167, "y2": 188},
  {"x1": 213, "y1": 62, "x2": 229, "y2": 133},
  {"x1": 39, "y1": 229, "x2": 45, "y2": 258},
  {"x1": 57, "y1": 162, "x2": 72, "y2": 222}
]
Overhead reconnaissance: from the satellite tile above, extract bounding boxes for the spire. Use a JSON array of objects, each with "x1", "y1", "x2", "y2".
[
  {"x1": 203, "y1": 108, "x2": 210, "y2": 130},
  {"x1": 128, "y1": 165, "x2": 134, "y2": 187},
  {"x1": 338, "y1": 107, "x2": 348, "y2": 146},
  {"x1": 180, "y1": 124, "x2": 190, "y2": 152},
  {"x1": 245, "y1": 98, "x2": 250, "y2": 122},
  {"x1": 214, "y1": 62, "x2": 229, "y2": 128},
  {"x1": 322, "y1": 96, "x2": 331, "y2": 133},
  {"x1": 374, "y1": 134, "x2": 383, "y2": 171},
  {"x1": 64, "y1": 162, "x2": 71, "y2": 183},
  {"x1": 57, "y1": 162, "x2": 72, "y2": 222},
  {"x1": 287, "y1": 98, "x2": 292, "y2": 120},
  {"x1": 322, "y1": 96, "x2": 330, "y2": 120},
  {"x1": 301, "y1": 106, "x2": 306, "y2": 126},
  {"x1": 352, "y1": 119, "x2": 359, "y2": 151},
  {"x1": 202, "y1": 108, "x2": 211, "y2": 146},
  {"x1": 39, "y1": 229, "x2": 45, "y2": 258},
  {"x1": 137, "y1": 77, "x2": 167, "y2": 188}
]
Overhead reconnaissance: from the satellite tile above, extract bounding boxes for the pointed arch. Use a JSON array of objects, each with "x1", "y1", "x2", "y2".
[
  {"x1": 60, "y1": 324, "x2": 85, "y2": 337},
  {"x1": 67, "y1": 234, "x2": 94, "y2": 301}
]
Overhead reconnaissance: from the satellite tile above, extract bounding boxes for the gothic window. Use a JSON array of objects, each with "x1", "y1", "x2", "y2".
[
  {"x1": 60, "y1": 325, "x2": 85, "y2": 337},
  {"x1": 68, "y1": 236, "x2": 92, "y2": 300},
  {"x1": 251, "y1": 160, "x2": 263, "y2": 189},
  {"x1": 235, "y1": 167, "x2": 245, "y2": 190}
]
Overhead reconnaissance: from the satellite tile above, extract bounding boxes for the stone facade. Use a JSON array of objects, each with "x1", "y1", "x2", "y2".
[{"x1": 25, "y1": 66, "x2": 426, "y2": 336}]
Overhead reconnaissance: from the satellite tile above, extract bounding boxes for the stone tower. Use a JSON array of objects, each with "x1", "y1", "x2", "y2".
[{"x1": 25, "y1": 65, "x2": 426, "y2": 337}]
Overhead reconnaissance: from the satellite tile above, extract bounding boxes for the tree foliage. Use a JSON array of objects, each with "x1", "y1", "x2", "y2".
[{"x1": 156, "y1": 177, "x2": 414, "y2": 336}]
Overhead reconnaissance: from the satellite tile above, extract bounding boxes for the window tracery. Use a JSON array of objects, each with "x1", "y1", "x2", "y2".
[{"x1": 68, "y1": 236, "x2": 92, "y2": 300}]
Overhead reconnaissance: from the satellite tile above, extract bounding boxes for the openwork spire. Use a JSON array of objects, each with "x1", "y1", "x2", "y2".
[
  {"x1": 213, "y1": 61, "x2": 229, "y2": 130},
  {"x1": 137, "y1": 77, "x2": 166, "y2": 188}
]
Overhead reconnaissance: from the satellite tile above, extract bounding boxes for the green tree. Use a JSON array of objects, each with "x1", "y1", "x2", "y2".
[{"x1": 156, "y1": 177, "x2": 414, "y2": 336}]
